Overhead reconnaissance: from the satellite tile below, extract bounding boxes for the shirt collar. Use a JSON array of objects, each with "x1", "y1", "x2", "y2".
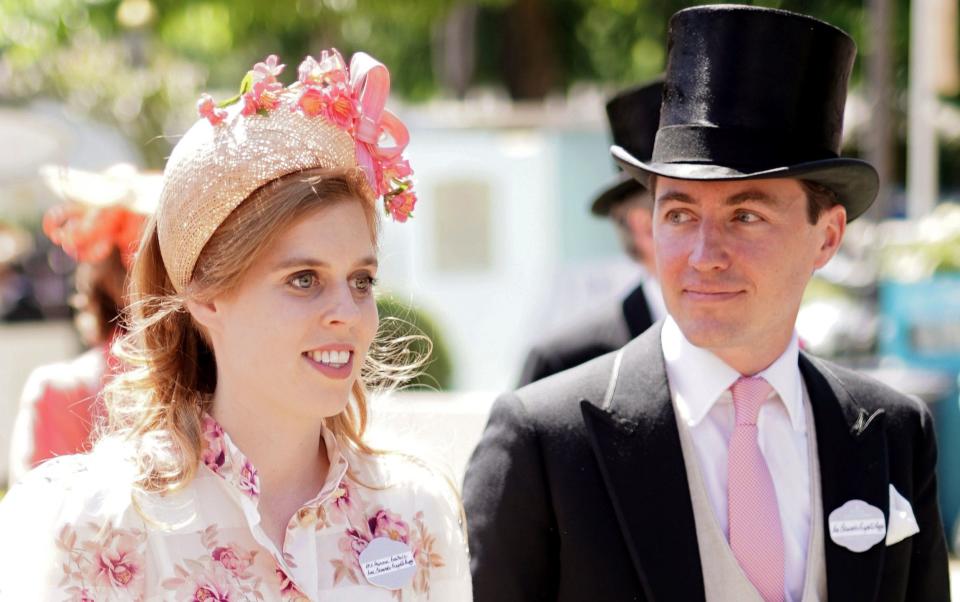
[
  {"x1": 661, "y1": 316, "x2": 805, "y2": 433},
  {"x1": 200, "y1": 413, "x2": 349, "y2": 505}
]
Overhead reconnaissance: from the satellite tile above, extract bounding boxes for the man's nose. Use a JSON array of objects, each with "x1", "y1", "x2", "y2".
[{"x1": 688, "y1": 222, "x2": 730, "y2": 271}]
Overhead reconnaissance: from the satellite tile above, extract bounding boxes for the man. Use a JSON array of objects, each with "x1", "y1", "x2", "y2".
[
  {"x1": 463, "y1": 5, "x2": 949, "y2": 602},
  {"x1": 518, "y1": 81, "x2": 665, "y2": 386}
]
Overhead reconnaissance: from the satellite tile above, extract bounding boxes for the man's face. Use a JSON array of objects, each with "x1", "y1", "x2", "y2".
[{"x1": 653, "y1": 176, "x2": 845, "y2": 371}]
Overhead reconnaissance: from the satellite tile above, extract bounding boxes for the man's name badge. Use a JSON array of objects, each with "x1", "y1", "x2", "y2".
[
  {"x1": 359, "y1": 537, "x2": 417, "y2": 590},
  {"x1": 828, "y1": 499, "x2": 886, "y2": 552}
]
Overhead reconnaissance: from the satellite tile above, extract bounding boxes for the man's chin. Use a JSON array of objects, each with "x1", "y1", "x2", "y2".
[{"x1": 674, "y1": 317, "x2": 744, "y2": 351}]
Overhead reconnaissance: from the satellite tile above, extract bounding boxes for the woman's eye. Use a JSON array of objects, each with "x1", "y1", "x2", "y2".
[
  {"x1": 352, "y1": 274, "x2": 377, "y2": 294},
  {"x1": 289, "y1": 272, "x2": 318, "y2": 290}
]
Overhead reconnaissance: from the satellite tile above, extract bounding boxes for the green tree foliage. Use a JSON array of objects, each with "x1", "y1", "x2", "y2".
[
  {"x1": 474, "y1": 0, "x2": 895, "y2": 93},
  {"x1": 1, "y1": 0, "x2": 950, "y2": 183}
]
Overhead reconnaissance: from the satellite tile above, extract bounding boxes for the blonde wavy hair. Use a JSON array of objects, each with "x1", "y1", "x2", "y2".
[{"x1": 100, "y1": 166, "x2": 424, "y2": 494}]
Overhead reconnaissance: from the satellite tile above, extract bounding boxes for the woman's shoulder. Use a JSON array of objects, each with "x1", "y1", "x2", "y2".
[{"x1": 352, "y1": 450, "x2": 461, "y2": 516}]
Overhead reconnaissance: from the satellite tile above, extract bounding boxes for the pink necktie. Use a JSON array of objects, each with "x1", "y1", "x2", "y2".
[{"x1": 728, "y1": 376, "x2": 785, "y2": 602}]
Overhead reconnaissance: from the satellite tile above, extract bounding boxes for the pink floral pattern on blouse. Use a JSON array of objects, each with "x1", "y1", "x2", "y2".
[{"x1": 0, "y1": 414, "x2": 471, "y2": 601}]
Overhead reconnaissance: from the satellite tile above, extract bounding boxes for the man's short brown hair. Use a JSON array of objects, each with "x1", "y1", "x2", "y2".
[{"x1": 800, "y1": 180, "x2": 839, "y2": 224}]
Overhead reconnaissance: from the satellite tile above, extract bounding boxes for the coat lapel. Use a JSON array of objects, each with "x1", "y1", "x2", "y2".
[
  {"x1": 801, "y1": 353, "x2": 889, "y2": 602},
  {"x1": 621, "y1": 283, "x2": 654, "y2": 339},
  {"x1": 581, "y1": 324, "x2": 705, "y2": 602}
]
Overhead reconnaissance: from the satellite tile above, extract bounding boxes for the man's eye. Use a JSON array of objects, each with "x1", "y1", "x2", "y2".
[
  {"x1": 665, "y1": 210, "x2": 690, "y2": 224},
  {"x1": 290, "y1": 273, "x2": 318, "y2": 289},
  {"x1": 735, "y1": 212, "x2": 760, "y2": 223}
]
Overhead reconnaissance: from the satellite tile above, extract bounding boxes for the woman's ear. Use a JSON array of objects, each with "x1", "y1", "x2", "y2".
[{"x1": 185, "y1": 298, "x2": 221, "y2": 336}]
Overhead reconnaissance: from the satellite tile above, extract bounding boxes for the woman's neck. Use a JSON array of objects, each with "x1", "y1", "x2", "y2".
[{"x1": 210, "y1": 387, "x2": 331, "y2": 511}]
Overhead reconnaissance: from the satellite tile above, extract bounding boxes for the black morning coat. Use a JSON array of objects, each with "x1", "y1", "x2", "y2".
[
  {"x1": 464, "y1": 323, "x2": 950, "y2": 602},
  {"x1": 517, "y1": 283, "x2": 653, "y2": 386}
]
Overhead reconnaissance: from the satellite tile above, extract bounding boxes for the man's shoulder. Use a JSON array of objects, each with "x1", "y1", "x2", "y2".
[
  {"x1": 803, "y1": 354, "x2": 932, "y2": 427},
  {"x1": 507, "y1": 349, "x2": 623, "y2": 427}
]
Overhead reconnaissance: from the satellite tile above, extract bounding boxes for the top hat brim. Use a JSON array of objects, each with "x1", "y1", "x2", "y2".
[
  {"x1": 590, "y1": 174, "x2": 647, "y2": 216},
  {"x1": 612, "y1": 145, "x2": 879, "y2": 222}
]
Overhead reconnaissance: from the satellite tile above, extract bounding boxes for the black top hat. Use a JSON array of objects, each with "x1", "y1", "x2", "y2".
[
  {"x1": 591, "y1": 80, "x2": 663, "y2": 216},
  {"x1": 612, "y1": 4, "x2": 878, "y2": 221}
]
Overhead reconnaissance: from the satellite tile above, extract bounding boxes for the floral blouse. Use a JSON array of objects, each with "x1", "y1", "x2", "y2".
[{"x1": 0, "y1": 415, "x2": 472, "y2": 601}]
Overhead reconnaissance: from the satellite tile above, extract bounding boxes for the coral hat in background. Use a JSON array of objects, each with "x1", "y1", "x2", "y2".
[
  {"x1": 612, "y1": 4, "x2": 879, "y2": 221},
  {"x1": 40, "y1": 163, "x2": 162, "y2": 268},
  {"x1": 157, "y1": 49, "x2": 417, "y2": 294}
]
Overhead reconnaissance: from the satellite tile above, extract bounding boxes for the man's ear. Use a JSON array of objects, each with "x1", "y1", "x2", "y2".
[{"x1": 813, "y1": 203, "x2": 847, "y2": 270}]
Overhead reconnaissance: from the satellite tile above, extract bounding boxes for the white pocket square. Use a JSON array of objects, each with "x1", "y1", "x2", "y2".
[{"x1": 886, "y1": 484, "x2": 920, "y2": 546}]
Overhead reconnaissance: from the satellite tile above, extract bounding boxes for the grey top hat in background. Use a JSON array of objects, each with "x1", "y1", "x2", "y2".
[
  {"x1": 591, "y1": 80, "x2": 663, "y2": 216},
  {"x1": 612, "y1": 4, "x2": 879, "y2": 221}
]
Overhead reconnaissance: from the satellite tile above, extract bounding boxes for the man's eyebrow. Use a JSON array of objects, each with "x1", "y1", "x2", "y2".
[
  {"x1": 725, "y1": 190, "x2": 781, "y2": 206},
  {"x1": 655, "y1": 191, "x2": 698, "y2": 205},
  {"x1": 270, "y1": 256, "x2": 379, "y2": 271}
]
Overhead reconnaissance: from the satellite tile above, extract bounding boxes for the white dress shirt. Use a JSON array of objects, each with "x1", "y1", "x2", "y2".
[{"x1": 661, "y1": 316, "x2": 811, "y2": 602}]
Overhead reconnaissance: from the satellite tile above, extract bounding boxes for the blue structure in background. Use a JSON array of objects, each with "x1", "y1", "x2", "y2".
[{"x1": 879, "y1": 275, "x2": 960, "y2": 547}]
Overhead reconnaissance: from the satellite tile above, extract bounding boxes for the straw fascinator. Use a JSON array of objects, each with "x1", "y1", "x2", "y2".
[
  {"x1": 158, "y1": 49, "x2": 416, "y2": 294},
  {"x1": 40, "y1": 163, "x2": 162, "y2": 269}
]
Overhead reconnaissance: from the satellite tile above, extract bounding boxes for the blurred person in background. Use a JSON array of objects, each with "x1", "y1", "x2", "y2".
[
  {"x1": 518, "y1": 81, "x2": 665, "y2": 386},
  {"x1": 0, "y1": 221, "x2": 43, "y2": 322},
  {"x1": 0, "y1": 49, "x2": 469, "y2": 601},
  {"x1": 464, "y1": 6, "x2": 948, "y2": 601},
  {"x1": 7, "y1": 164, "x2": 159, "y2": 484}
]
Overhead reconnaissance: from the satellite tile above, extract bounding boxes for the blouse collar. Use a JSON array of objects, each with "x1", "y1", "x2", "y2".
[{"x1": 199, "y1": 413, "x2": 350, "y2": 507}]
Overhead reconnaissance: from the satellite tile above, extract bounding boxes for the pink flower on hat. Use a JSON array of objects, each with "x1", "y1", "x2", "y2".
[
  {"x1": 252, "y1": 54, "x2": 285, "y2": 84},
  {"x1": 297, "y1": 86, "x2": 326, "y2": 117},
  {"x1": 380, "y1": 157, "x2": 413, "y2": 190},
  {"x1": 241, "y1": 80, "x2": 283, "y2": 116},
  {"x1": 187, "y1": 48, "x2": 420, "y2": 228},
  {"x1": 386, "y1": 189, "x2": 417, "y2": 223},
  {"x1": 254, "y1": 81, "x2": 283, "y2": 111},
  {"x1": 323, "y1": 85, "x2": 359, "y2": 130},
  {"x1": 197, "y1": 93, "x2": 227, "y2": 126},
  {"x1": 240, "y1": 92, "x2": 259, "y2": 116},
  {"x1": 298, "y1": 50, "x2": 348, "y2": 87}
]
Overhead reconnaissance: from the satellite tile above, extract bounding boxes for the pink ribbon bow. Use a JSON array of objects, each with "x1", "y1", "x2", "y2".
[{"x1": 349, "y1": 53, "x2": 410, "y2": 196}]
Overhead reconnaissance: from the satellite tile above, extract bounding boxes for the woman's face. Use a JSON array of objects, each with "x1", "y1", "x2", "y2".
[{"x1": 194, "y1": 198, "x2": 379, "y2": 421}]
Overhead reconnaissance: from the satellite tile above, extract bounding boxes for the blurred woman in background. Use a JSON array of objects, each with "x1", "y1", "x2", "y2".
[{"x1": 7, "y1": 164, "x2": 159, "y2": 483}]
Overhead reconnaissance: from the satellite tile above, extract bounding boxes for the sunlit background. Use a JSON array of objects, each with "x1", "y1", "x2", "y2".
[{"x1": 2, "y1": 0, "x2": 960, "y2": 579}]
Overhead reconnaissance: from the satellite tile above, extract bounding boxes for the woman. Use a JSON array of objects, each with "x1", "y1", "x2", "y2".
[
  {"x1": 8, "y1": 164, "x2": 159, "y2": 483},
  {"x1": 0, "y1": 50, "x2": 470, "y2": 600}
]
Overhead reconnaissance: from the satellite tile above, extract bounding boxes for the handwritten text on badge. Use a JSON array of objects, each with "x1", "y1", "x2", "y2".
[
  {"x1": 828, "y1": 499, "x2": 886, "y2": 552},
  {"x1": 359, "y1": 537, "x2": 417, "y2": 590}
]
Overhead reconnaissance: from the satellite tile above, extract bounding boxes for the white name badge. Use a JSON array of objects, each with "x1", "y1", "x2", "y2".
[
  {"x1": 828, "y1": 499, "x2": 886, "y2": 552},
  {"x1": 359, "y1": 537, "x2": 417, "y2": 590}
]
